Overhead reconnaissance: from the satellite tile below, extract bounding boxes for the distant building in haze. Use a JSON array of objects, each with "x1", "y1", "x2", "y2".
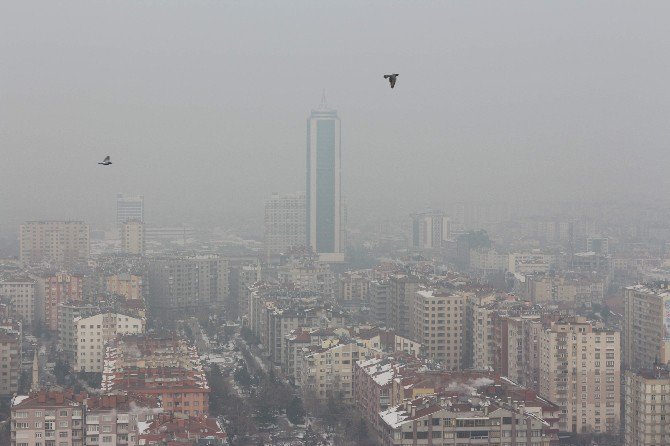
[
  {"x1": 116, "y1": 193, "x2": 144, "y2": 228},
  {"x1": 264, "y1": 192, "x2": 306, "y2": 259},
  {"x1": 306, "y1": 94, "x2": 344, "y2": 262},
  {"x1": 19, "y1": 221, "x2": 90, "y2": 267},
  {"x1": 411, "y1": 210, "x2": 446, "y2": 250},
  {"x1": 121, "y1": 219, "x2": 145, "y2": 255}
]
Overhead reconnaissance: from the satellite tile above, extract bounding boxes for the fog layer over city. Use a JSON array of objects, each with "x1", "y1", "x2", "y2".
[{"x1": 2, "y1": 1, "x2": 670, "y2": 233}]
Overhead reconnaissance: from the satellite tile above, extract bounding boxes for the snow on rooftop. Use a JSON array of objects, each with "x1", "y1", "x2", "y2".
[
  {"x1": 12, "y1": 395, "x2": 28, "y2": 406},
  {"x1": 380, "y1": 406, "x2": 410, "y2": 428}
]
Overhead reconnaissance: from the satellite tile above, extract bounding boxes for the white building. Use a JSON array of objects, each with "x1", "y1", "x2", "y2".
[
  {"x1": 75, "y1": 313, "x2": 145, "y2": 372},
  {"x1": 264, "y1": 192, "x2": 306, "y2": 258}
]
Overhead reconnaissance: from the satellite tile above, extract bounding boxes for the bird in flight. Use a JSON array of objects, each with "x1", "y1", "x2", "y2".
[
  {"x1": 384, "y1": 73, "x2": 399, "y2": 89},
  {"x1": 98, "y1": 156, "x2": 112, "y2": 166}
]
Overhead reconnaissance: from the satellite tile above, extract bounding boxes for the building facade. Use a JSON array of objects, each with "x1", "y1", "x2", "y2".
[
  {"x1": 539, "y1": 318, "x2": 620, "y2": 434},
  {"x1": 0, "y1": 277, "x2": 36, "y2": 325},
  {"x1": 20, "y1": 221, "x2": 90, "y2": 266},
  {"x1": 116, "y1": 193, "x2": 144, "y2": 227},
  {"x1": 409, "y1": 289, "x2": 468, "y2": 370},
  {"x1": 264, "y1": 192, "x2": 306, "y2": 258},
  {"x1": 120, "y1": 220, "x2": 145, "y2": 255},
  {"x1": 624, "y1": 367, "x2": 670, "y2": 446},
  {"x1": 75, "y1": 312, "x2": 145, "y2": 372},
  {"x1": 624, "y1": 284, "x2": 670, "y2": 371}
]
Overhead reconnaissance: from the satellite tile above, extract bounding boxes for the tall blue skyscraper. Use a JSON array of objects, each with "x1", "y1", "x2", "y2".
[{"x1": 306, "y1": 94, "x2": 344, "y2": 262}]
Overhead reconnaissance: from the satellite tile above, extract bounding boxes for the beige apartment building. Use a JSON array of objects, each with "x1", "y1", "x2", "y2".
[
  {"x1": 105, "y1": 273, "x2": 143, "y2": 300},
  {"x1": 624, "y1": 284, "x2": 670, "y2": 371},
  {"x1": 0, "y1": 277, "x2": 36, "y2": 325},
  {"x1": 120, "y1": 219, "x2": 145, "y2": 255},
  {"x1": 624, "y1": 367, "x2": 670, "y2": 446},
  {"x1": 20, "y1": 221, "x2": 90, "y2": 266},
  {"x1": 409, "y1": 289, "x2": 469, "y2": 370},
  {"x1": 75, "y1": 312, "x2": 145, "y2": 372},
  {"x1": 539, "y1": 317, "x2": 620, "y2": 434},
  {"x1": 299, "y1": 341, "x2": 375, "y2": 404}
]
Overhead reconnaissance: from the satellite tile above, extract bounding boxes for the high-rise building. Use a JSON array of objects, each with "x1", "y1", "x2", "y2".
[
  {"x1": 116, "y1": 193, "x2": 144, "y2": 228},
  {"x1": 623, "y1": 284, "x2": 670, "y2": 371},
  {"x1": 20, "y1": 221, "x2": 90, "y2": 266},
  {"x1": 411, "y1": 210, "x2": 446, "y2": 250},
  {"x1": 147, "y1": 255, "x2": 229, "y2": 314},
  {"x1": 306, "y1": 94, "x2": 344, "y2": 262},
  {"x1": 121, "y1": 219, "x2": 145, "y2": 255},
  {"x1": 409, "y1": 289, "x2": 469, "y2": 370},
  {"x1": 44, "y1": 273, "x2": 84, "y2": 332},
  {"x1": 624, "y1": 366, "x2": 670, "y2": 446},
  {"x1": 388, "y1": 274, "x2": 420, "y2": 338},
  {"x1": 539, "y1": 317, "x2": 620, "y2": 434},
  {"x1": 264, "y1": 192, "x2": 306, "y2": 258}
]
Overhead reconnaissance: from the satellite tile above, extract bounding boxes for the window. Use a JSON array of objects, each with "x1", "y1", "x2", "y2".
[
  {"x1": 15, "y1": 411, "x2": 28, "y2": 418},
  {"x1": 58, "y1": 421, "x2": 68, "y2": 428},
  {"x1": 102, "y1": 425, "x2": 112, "y2": 433},
  {"x1": 102, "y1": 436, "x2": 113, "y2": 443}
]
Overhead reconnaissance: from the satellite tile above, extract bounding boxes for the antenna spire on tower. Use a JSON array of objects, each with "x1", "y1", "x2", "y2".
[{"x1": 319, "y1": 89, "x2": 328, "y2": 109}]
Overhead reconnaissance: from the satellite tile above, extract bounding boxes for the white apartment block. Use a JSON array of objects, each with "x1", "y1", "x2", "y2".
[{"x1": 75, "y1": 313, "x2": 145, "y2": 373}]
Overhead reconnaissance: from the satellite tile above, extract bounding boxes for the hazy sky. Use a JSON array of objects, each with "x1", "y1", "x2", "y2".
[{"x1": 2, "y1": 1, "x2": 670, "y2": 234}]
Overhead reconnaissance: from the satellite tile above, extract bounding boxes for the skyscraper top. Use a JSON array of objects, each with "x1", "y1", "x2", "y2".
[{"x1": 312, "y1": 90, "x2": 336, "y2": 115}]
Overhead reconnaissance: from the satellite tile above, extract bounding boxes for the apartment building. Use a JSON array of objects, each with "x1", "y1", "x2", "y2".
[
  {"x1": 0, "y1": 321, "x2": 22, "y2": 396},
  {"x1": 84, "y1": 393, "x2": 159, "y2": 446},
  {"x1": 369, "y1": 279, "x2": 390, "y2": 327},
  {"x1": 147, "y1": 255, "x2": 229, "y2": 314},
  {"x1": 624, "y1": 284, "x2": 670, "y2": 370},
  {"x1": 379, "y1": 394, "x2": 552, "y2": 446},
  {"x1": 105, "y1": 273, "x2": 143, "y2": 300},
  {"x1": 0, "y1": 277, "x2": 36, "y2": 325},
  {"x1": 102, "y1": 335, "x2": 209, "y2": 416},
  {"x1": 44, "y1": 273, "x2": 83, "y2": 332},
  {"x1": 20, "y1": 221, "x2": 90, "y2": 266},
  {"x1": 409, "y1": 289, "x2": 468, "y2": 370},
  {"x1": 388, "y1": 274, "x2": 420, "y2": 338},
  {"x1": 539, "y1": 318, "x2": 620, "y2": 434},
  {"x1": 264, "y1": 192, "x2": 306, "y2": 259},
  {"x1": 75, "y1": 312, "x2": 145, "y2": 372},
  {"x1": 336, "y1": 271, "x2": 369, "y2": 305},
  {"x1": 120, "y1": 220, "x2": 145, "y2": 255},
  {"x1": 299, "y1": 341, "x2": 375, "y2": 404},
  {"x1": 11, "y1": 390, "x2": 86, "y2": 446},
  {"x1": 624, "y1": 366, "x2": 670, "y2": 446}
]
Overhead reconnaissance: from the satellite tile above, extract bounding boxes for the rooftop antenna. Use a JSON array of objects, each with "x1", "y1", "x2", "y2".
[{"x1": 319, "y1": 89, "x2": 328, "y2": 109}]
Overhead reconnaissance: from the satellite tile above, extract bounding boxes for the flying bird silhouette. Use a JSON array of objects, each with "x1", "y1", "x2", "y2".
[
  {"x1": 98, "y1": 156, "x2": 112, "y2": 166},
  {"x1": 384, "y1": 73, "x2": 399, "y2": 89}
]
